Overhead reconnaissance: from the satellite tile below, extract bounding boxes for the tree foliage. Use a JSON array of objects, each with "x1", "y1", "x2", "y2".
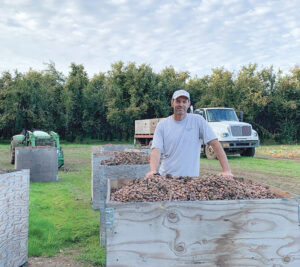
[
  {"x1": 0, "y1": 62, "x2": 299, "y2": 143},
  {"x1": 65, "y1": 63, "x2": 88, "y2": 141}
]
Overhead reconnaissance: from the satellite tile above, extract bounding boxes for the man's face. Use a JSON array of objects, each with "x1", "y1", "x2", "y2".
[{"x1": 171, "y1": 96, "x2": 190, "y2": 116}]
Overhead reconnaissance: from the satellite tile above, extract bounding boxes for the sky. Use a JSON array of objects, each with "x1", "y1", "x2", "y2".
[{"x1": 0, "y1": 0, "x2": 299, "y2": 78}]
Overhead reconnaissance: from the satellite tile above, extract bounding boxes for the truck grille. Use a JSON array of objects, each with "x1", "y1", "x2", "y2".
[{"x1": 231, "y1": 126, "x2": 251, "y2": 136}]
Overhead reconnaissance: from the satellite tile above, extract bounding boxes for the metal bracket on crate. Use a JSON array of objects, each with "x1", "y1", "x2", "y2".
[
  {"x1": 298, "y1": 203, "x2": 300, "y2": 226},
  {"x1": 105, "y1": 208, "x2": 114, "y2": 228}
]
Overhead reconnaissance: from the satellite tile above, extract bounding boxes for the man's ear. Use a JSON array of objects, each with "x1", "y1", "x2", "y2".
[{"x1": 171, "y1": 99, "x2": 174, "y2": 107}]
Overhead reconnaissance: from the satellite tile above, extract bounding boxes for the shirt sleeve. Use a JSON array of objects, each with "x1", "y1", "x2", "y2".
[{"x1": 151, "y1": 121, "x2": 164, "y2": 152}]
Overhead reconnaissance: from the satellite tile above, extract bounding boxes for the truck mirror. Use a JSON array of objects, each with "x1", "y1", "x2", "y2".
[
  {"x1": 189, "y1": 105, "x2": 194, "y2": 113},
  {"x1": 194, "y1": 109, "x2": 201, "y2": 115},
  {"x1": 239, "y1": 111, "x2": 243, "y2": 122}
]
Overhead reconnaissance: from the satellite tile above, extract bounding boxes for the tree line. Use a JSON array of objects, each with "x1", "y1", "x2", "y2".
[{"x1": 0, "y1": 62, "x2": 299, "y2": 143}]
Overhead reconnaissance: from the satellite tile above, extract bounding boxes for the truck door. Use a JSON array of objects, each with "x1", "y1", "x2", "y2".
[{"x1": 199, "y1": 109, "x2": 207, "y2": 120}]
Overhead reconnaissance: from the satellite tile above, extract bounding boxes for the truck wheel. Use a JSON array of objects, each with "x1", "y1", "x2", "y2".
[
  {"x1": 241, "y1": 148, "x2": 255, "y2": 157},
  {"x1": 205, "y1": 145, "x2": 217, "y2": 159}
]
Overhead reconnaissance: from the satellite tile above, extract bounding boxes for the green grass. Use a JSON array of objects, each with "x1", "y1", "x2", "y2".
[
  {"x1": 0, "y1": 144, "x2": 13, "y2": 170},
  {"x1": 28, "y1": 143, "x2": 108, "y2": 265},
  {"x1": 202, "y1": 156, "x2": 300, "y2": 178}
]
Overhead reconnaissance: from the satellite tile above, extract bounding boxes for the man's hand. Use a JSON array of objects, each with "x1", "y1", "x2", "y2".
[
  {"x1": 146, "y1": 148, "x2": 161, "y2": 178},
  {"x1": 146, "y1": 170, "x2": 157, "y2": 178},
  {"x1": 208, "y1": 139, "x2": 233, "y2": 178},
  {"x1": 219, "y1": 171, "x2": 233, "y2": 178}
]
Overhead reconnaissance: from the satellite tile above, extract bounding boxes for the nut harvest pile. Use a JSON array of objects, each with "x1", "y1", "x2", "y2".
[
  {"x1": 101, "y1": 152, "x2": 150, "y2": 165},
  {"x1": 110, "y1": 174, "x2": 277, "y2": 202}
]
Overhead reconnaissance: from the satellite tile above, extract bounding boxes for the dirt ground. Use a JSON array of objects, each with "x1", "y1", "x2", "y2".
[{"x1": 25, "y1": 249, "x2": 95, "y2": 267}]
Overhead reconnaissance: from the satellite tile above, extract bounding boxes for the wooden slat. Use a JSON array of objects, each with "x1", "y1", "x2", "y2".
[
  {"x1": 135, "y1": 119, "x2": 163, "y2": 135},
  {"x1": 106, "y1": 199, "x2": 300, "y2": 266},
  {"x1": 0, "y1": 170, "x2": 29, "y2": 267}
]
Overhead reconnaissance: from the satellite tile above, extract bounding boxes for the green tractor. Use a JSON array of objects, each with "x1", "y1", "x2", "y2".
[{"x1": 10, "y1": 130, "x2": 64, "y2": 168}]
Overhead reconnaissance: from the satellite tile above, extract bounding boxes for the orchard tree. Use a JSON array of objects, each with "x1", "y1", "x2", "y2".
[
  {"x1": 43, "y1": 62, "x2": 67, "y2": 138},
  {"x1": 199, "y1": 68, "x2": 235, "y2": 108},
  {"x1": 186, "y1": 75, "x2": 209, "y2": 109},
  {"x1": 268, "y1": 66, "x2": 300, "y2": 143},
  {"x1": 82, "y1": 72, "x2": 109, "y2": 139},
  {"x1": 105, "y1": 61, "x2": 129, "y2": 139},
  {"x1": 157, "y1": 67, "x2": 190, "y2": 116},
  {"x1": 235, "y1": 64, "x2": 268, "y2": 125},
  {"x1": 65, "y1": 63, "x2": 89, "y2": 141}
]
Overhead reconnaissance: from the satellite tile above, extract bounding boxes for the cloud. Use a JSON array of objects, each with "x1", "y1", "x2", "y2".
[{"x1": 0, "y1": 0, "x2": 299, "y2": 77}]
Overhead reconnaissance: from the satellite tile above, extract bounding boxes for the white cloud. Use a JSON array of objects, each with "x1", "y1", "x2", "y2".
[{"x1": 0, "y1": 0, "x2": 299, "y2": 76}]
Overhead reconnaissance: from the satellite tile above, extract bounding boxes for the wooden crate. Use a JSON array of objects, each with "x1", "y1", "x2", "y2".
[
  {"x1": 135, "y1": 118, "x2": 163, "y2": 135},
  {"x1": 105, "y1": 178, "x2": 300, "y2": 267},
  {"x1": 91, "y1": 144, "x2": 136, "y2": 210},
  {"x1": 15, "y1": 147, "x2": 58, "y2": 182},
  {"x1": 0, "y1": 169, "x2": 29, "y2": 267},
  {"x1": 91, "y1": 145, "x2": 149, "y2": 210}
]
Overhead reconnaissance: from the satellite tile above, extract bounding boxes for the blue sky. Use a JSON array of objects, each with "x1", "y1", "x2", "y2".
[{"x1": 0, "y1": 0, "x2": 299, "y2": 77}]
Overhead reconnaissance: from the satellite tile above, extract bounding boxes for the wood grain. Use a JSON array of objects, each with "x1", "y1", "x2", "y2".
[
  {"x1": 0, "y1": 169, "x2": 29, "y2": 267},
  {"x1": 135, "y1": 119, "x2": 163, "y2": 135},
  {"x1": 106, "y1": 198, "x2": 300, "y2": 266}
]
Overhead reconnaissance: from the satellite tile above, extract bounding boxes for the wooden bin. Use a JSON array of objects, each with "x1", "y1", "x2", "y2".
[
  {"x1": 104, "y1": 177, "x2": 300, "y2": 267},
  {"x1": 134, "y1": 118, "x2": 163, "y2": 135},
  {"x1": 0, "y1": 169, "x2": 29, "y2": 267},
  {"x1": 91, "y1": 144, "x2": 136, "y2": 210},
  {"x1": 98, "y1": 164, "x2": 149, "y2": 246}
]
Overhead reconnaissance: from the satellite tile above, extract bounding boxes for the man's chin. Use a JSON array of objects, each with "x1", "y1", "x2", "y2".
[{"x1": 175, "y1": 111, "x2": 186, "y2": 116}]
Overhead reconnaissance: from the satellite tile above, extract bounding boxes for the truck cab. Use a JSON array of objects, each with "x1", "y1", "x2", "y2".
[{"x1": 196, "y1": 107, "x2": 259, "y2": 159}]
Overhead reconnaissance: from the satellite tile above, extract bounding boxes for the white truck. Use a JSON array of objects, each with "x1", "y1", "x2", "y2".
[
  {"x1": 195, "y1": 107, "x2": 259, "y2": 159},
  {"x1": 134, "y1": 107, "x2": 259, "y2": 159}
]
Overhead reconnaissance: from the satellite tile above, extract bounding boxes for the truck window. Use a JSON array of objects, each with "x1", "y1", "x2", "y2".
[{"x1": 207, "y1": 109, "x2": 238, "y2": 122}]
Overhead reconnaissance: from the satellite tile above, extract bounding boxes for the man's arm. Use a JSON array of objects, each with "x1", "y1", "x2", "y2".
[
  {"x1": 208, "y1": 139, "x2": 233, "y2": 178},
  {"x1": 146, "y1": 148, "x2": 161, "y2": 177}
]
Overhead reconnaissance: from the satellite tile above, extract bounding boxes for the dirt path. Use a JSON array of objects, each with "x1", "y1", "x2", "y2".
[{"x1": 26, "y1": 249, "x2": 95, "y2": 267}]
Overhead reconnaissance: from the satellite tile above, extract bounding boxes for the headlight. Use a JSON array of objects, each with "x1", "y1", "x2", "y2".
[
  {"x1": 218, "y1": 132, "x2": 229, "y2": 138},
  {"x1": 252, "y1": 130, "x2": 258, "y2": 137}
]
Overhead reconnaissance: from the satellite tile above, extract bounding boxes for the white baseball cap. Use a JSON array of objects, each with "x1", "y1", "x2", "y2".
[{"x1": 172, "y1": 89, "x2": 190, "y2": 100}]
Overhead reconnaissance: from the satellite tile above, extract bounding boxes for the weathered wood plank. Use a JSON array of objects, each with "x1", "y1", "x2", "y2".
[
  {"x1": 135, "y1": 119, "x2": 163, "y2": 135},
  {"x1": 99, "y1": 165, "x2": 149, "y2": 246},
  {"x1": 106, "y1": 198, "x2": 300, "y2": 266},
  {"x1": 15, "y1": 147, "x2": 58, "y2": 182},
  {"x1": 0, "y1": 169, "x2": 29, "y2": 267},
  {"x1": 91, "y1": 145, "x2": 150, "y2": 247}
]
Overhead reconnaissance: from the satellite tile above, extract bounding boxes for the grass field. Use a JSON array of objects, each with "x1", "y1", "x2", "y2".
[
  {"x1": 201, "y1": 153, "x2": 300, "y2": 178},
  {"x1": 0, "y1": 143, "x2": 299, "y2": 266}
]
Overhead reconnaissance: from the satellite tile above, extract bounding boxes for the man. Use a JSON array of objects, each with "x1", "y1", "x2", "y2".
[{"x1": 146, "y1": 89, "x2": 233, "y2": 178}]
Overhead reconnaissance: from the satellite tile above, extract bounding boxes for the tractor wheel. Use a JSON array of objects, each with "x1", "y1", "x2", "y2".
[
  {"x1": 10, "y1": 142, "x2": 15, "y2": 164},
  {"x1": 205, "y1": 145, "x2": 217, "y2": 159},
  {"x1": 241, "y1": 147, "x2": 255, "y2": 157},
  {"x1": 58, "y1": 148, "x2": 64, "y2": 169}
]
